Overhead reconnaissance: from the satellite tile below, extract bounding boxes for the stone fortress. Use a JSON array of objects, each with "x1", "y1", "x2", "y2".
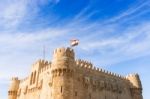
[{"x1": 8, "y1": 47, "x2": 143, "y2": 99}]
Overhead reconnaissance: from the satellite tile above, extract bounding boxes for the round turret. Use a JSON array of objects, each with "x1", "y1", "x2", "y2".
[
  {"x1": 8, "y1": 77, "x2": 20, "y2": 99},
  {"x1": 51, "y1": 47, "x2": 75, "y2": 99},
  {"x1": 126, "y1": 73, "x2": 142, "y2": 88},
  {"x1": 53, "y1": 47, "x2": 74, "y2": 59},
  {"x1": 9, "y1": 77, "x2": 20, "y2": 91},
  {"x1": 126, "y1": 74, "x2": 143, "y2": 99},
  {"x1": 52, "y1": 47, "x2": 75, "y2": 70}
]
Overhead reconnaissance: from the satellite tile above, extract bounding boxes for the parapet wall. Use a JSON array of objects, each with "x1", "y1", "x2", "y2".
[
  {"x1": 20, "y1": 77, "x2": 29, "y2": 83},
  {"x1": 53, "y1": 47, "x2": 74, "y2": 59},
  {"x1": 75, "y1": 59, "x2": 127, "y2": 80},
  {"x1": 9, "y1": 77, "x2": 20, "y2": 91},
  {"x1": 126, "y1": 74, "x2": 142, "y2": 88},
  {"x1": 39, "y1": 63, "x2": 51, "y2": 73},
  {"x1": 11, "y1": 77, "x2": 19, "y2": 81},
  {"x1": 8, "y1": 47, "x2": 143, "y2": 99},
  {"x1": 32, "y1": 59, "x2": 49, "y2": 68}
]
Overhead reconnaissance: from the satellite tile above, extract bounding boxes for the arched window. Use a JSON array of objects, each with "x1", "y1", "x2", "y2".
[
  {"x1": 30, "y1": 72, "x2": 33, "y2": 85},
  {"x1": 33, "y1": 71, "x2": 36, "y2": 84}
]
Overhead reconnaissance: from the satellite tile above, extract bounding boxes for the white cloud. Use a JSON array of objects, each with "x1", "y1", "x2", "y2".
[
  {"x1": 100, "y1": 0, "x2": 150, "y2": 24},
  {"x1": 0, "y1": 18, "x2": 148, "y2": 67},
  {"x1": 0, "y1": 1, "x2": 150, "y2": 99},
  {"x1": 0, "y1": 0, "x2": 28, "y2": 29},
  {"x1": 67, "y1": 20, "x2": 150, "y2": 66},
  {"x1": 0, "y1": 0, "x2": 60, "y2": 30}
]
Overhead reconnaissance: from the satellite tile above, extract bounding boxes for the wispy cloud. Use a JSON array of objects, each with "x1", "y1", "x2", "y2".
[
  {"x1": 78, "y1": 22, "x2": 150, "y2": 65},
  {"x1": 0, "y1": 11, "x2": 150, "y2": 65},
  {"x1": 1, "y1": 19, "x2": 149, "y2": 67},
  {"x1": 0, "y1": 0, "x2": 28, "y2": 29},
  {"x1": 0, "y1": 1, "x2": 150, "y2": 99},
  {"x1": 105, "y1": 0, "x2": 150, "y2": 23},
  {"x1": 0, "y1": 0, "x2": 60, "y2": 31}
]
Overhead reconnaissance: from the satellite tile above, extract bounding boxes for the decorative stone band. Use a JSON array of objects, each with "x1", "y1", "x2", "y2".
[
  {"x1": 51, "y1": 68, "x2": 73, "y2": 77},
  {"x1": 8, "y1": 91, "x2": 17, "y2": 95}
]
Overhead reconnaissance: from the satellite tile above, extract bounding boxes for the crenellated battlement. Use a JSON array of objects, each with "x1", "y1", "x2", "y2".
[
  {"x1": 126, "y1": 73, "x2": 139, "y2": 78},
  {"x1": 51, "y1": 47, "x2": 76, "y2": 71},
  {"x1": 20, "y1": 77, "x2": 29, "y2": 83},
  {"x1": 53, "y1": 47, "x2": 74, "y2": 59},
  {"x1": 126, "y1": 73, "x2": 142, "y2": 88},
  {"x1": 9, "y1": 77, "x2": 20, "y2": 93},
  {"x1": 76, "y1": 59, "x2": 93, "y2": 68},
  {"x1": 32, "y1": 59, "x2": 49, "y2": 68},
  {"x1": 39, "y1": 63, "x2": 51, "y2": 73},
  {"x1": 8, "y1": 47, "x2": 143, "y2": 99},
  {"x1": 11, "y1": 77, "x2": 19, "y2": 81},
  {"x1": 75, "y1": 59, "x2": 126, "y2": 80}
]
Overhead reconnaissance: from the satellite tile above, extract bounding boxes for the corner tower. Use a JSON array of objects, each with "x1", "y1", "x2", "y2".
[
  {"x1": 126, "y1": 74, "x2": 143, "y2": 99},
  {"x1": 8, "y1": 77, "x2": 20, "y2": 99},
  {"x1": 51, "y1": 47, "x2": 75, "y2": 99}
]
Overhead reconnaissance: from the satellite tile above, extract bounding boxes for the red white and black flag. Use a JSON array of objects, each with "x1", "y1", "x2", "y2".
[{"x1": 70, "y1": 39, "x2": 79, "y2": 47}]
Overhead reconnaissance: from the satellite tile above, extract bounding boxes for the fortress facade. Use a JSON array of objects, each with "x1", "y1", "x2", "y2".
[{"x1": 8, "y1": 47, "x2": 143, "y2": 99}]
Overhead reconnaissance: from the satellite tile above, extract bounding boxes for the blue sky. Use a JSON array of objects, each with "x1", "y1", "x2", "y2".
[{"x1": 0, "y1": 0, "x2": 150, "y2": 98}]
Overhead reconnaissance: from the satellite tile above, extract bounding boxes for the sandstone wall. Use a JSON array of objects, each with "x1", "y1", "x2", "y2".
[{"x1": 8, "y1": 47, "x2": 143, "y2": 99}]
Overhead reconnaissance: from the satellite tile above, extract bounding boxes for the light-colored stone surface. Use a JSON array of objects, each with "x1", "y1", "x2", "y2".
[{"x1": 8, "y1": 47, "x2": 143, "y2": 99}]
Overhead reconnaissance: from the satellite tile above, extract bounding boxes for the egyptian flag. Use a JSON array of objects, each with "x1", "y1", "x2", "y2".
[{"x1": 70, "y1": 39, "x2": 79, "y2": 47}]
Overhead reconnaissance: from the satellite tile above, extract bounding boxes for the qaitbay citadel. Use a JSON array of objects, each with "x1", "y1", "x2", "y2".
[{"x1": 8, "y1": 47, "x2": 143, "y2": 99}]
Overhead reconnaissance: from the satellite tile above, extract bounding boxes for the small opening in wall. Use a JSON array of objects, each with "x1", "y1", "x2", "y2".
[
  {"x1": 75, "y1": 91, "x2": 77, "y2": 96},
  {"x1": 33, "y1": 71, "x2": 36, "y2": 84},
  {"x1": 19, "y1": 89, "x2": 21, "y2": 95},
  {"x1": 30, "y1": 72, "x2": 33, "y2": 85},
  {"x1": 61, "y1": 86, "x2": 62, "y2": 93},
  {"x1": 89, "y1": 93, "x2": 91, "y2": 99}
]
